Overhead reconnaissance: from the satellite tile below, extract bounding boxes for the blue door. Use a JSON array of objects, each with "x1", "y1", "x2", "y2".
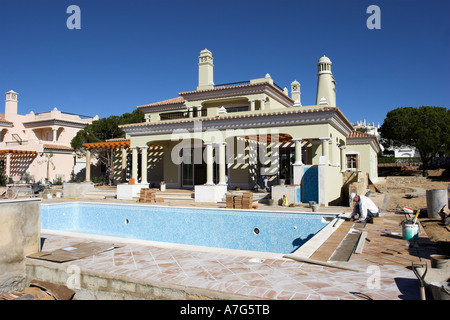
[{"x1": 302, "y1": 166, "x2": 318, "y2": 203}]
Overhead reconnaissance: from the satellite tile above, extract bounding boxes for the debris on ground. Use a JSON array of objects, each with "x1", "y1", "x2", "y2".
[{"x1": 0, "y1": 280, "x2": 75, "y2": 300}]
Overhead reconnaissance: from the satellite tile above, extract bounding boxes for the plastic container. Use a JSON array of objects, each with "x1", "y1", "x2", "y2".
[
  {"x1": 402, "y1": 223, "x2": 419, "y2": 241},
  {"x1": 430, "y1": 254, "x2": 450, "y2": 269},
  {"x1": 426, "y1": 189, "x2": 448, "y2": 219}
]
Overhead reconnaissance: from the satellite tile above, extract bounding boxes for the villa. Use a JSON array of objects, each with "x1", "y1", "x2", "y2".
[
  {"x1": 112, "y1": 49, "x2": 381, "y2": 205},
  {"x1": 0, "y1": 90, "x2": 98, "y2": 183}
]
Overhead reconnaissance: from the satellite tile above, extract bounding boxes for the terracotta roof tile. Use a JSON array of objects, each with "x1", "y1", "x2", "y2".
[
  {"x1": 137, "y1": 97, "x2": 185, "y2": 108},
  {"x1": 43, "y1": 144, "x2": 73, "y2": 151},
  {"x1": 120, "y1": 106, "x2": 339, "y2": 129},
  {"x1": 347, "y1": 131, "x2": 375, "y2": 138}
]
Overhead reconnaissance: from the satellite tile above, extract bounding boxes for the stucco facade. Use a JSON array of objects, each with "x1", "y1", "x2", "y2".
[
  {"x1": 117, "y1": 50, "x2": 380, "y2": 206},
  {"x1": 0, "y1": 90, "x2": 98, "y2": 183}
]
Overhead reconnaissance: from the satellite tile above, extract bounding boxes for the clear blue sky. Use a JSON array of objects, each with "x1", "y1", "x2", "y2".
[{"x1": 0, "y1": 0, "x2": 448, "y2": 125}]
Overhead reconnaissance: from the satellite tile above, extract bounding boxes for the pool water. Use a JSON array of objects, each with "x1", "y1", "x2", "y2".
[{"x1": 41, "y1": 203, "x2": 335, "y2": 254}]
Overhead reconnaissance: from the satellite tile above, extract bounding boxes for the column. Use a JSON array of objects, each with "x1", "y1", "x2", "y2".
[
  {"x1": 320, "y1": 138, "x2": 330, "y2": 164},
  {"x1": 121, "y1": 147, "x2": 127, "y2": 182},
  {"x1": 85, "y1": 149, "x2": 91, "y2": 182},
  {"x1": 131, "y1": 147, "x2": 138, "y2": 182},
  {"x1": 217, "y1": 142, "x2": 226, "y2": 185},
  {"x1": 293, "y1": 139, "x2": 303, "y2": 165},
  {"x1": 5, "y1": 152, "x2": 11, "y2": 178},
  {"x1": 205, "y1": 143, "x2": 214, "y2": 185},
  {"x1": 292, "y1": 139, "x2": 303, "y2": 186},
  {"x1": 52, "y1": 128, "x2": 58, "y2": 142},
  {"x1": 196, "y1": 106, "x2": 203, "y2": 117},
  {"x1": 340, "y1": 146, "x2": 347, "y2": 172},
  {"x1": 140, "y1": 146, "x2": 148, "y2": 184},
  {"x1": 259, "y1": 99, "x2": 265, "y2": 111},
  {"x1": 249, "y1": 100, "x2": 255, "y2": 112},
  {"x1": 188, "y1": 107, "x2": 193, "y2": 118}
]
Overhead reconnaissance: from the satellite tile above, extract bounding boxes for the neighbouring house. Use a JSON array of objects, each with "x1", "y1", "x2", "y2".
[
  {"x1": 85, "y1": 49, "x2": 380, "y2": 205},
  {"x1": 0, "y1": 90, "x2": 98, "y2": 183}
]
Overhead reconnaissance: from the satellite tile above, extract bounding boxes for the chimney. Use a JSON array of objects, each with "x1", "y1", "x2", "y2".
[
  {"x1": 290, "y1": 80, "x2": 302, "y2": 106},
  {"x1": 5, "y1": 90, "x2": 18, "y2": 120},
  {"x1": 197, "y1": 49, "x2": 214, "y2": 90}
]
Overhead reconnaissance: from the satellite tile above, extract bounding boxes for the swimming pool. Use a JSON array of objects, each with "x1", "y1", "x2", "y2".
[{"x1": 41, "y1": 203, "x2": 336, "y2": 254}]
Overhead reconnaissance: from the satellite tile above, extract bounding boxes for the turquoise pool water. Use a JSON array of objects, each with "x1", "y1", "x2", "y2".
[{"x1": 41, "y1": 203, "x2": 335, "y2": 254}]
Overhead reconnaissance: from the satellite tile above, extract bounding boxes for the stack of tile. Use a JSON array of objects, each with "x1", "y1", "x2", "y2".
[
  {"x1": 226, "y1": 193, "x2": 234, "y2": 208},
  {"x1": 233, "y1": 194, "x2": 243, "y2": 209},
  {"x1": 225, "y1": 192, "x2": 253, "y2": 209},
  {"x1": 241, "y1": 192, "x2": 253, "y2": 209},
  {"x1": 138, "y1": 188, "x2": 156, "y2": 203}
]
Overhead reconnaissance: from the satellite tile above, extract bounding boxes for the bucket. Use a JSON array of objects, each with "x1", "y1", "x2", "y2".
[
  {"x1": 311, "y1": 204, "x2": 319, "y2": 212},
  {"x1": 430, "y1": 254, "x2": 450, "y2": 269},
  {"x1": 426, "y1": 189, "x2": 448, "y2": 219},
  {"x1": 402, "y1": 223, "x2": 419, "y2": 241}
]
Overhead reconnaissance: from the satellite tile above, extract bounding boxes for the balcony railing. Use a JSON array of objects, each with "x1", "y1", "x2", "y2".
[
  {"x1": 160, "y1": 109, "x2": 207, "y2": 121},
  {"x1": 5, "y1": 140, "x2": 29, "y2": 146}
]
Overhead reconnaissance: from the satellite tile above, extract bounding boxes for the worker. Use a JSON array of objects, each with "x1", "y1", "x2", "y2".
[
  {"x1": 282, "y1": 195, "x2": 288, "y2": 206},
  {"x1": 349, "y1": 193, "x2": 379, "y2": 223}
]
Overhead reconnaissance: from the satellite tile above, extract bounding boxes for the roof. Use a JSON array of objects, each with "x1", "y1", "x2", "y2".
[
  {"x1": 347, "y1": 131, "x2": 376, "y2": 138},
  {"x1": 83, "y1": 140, "x2": 130, "y2": 150},
  {"x1": 0, "y1": 150, "x2": 38, "y2": 155},
  {"x1": 137, "y1": 97, "x2": 185, "y2": 109},
  {"x1": 347, "y1": 130, "x2": 382, "y2": 152},
  {"x1": 178, "y1": 81, "x2": 284, "y2": 96},
  {"x1": 43, "y1": 144, "x2": 73, "y2": 151},
  {"x1": 318, "y1": 55, "x2": 331, "y2": 63},
  {"x1": 0, "y1": 114, "x2": 13, "y2": 124},
  {"x1": 120, "y1": 106, "x2": 353, "y2": 130}
]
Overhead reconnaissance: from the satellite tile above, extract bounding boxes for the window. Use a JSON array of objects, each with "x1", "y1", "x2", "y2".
[
  {"x1": 225, "y1": 106, "x2": 249, "y2": 113},
  {"x1": 346, "y1": 154, "x2": 359, "y2": 171}
]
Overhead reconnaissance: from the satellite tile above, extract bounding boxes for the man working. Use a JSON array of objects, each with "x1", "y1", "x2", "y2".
[{"x1": 349, "y1": 193, "x2": 379, "y2": 223}]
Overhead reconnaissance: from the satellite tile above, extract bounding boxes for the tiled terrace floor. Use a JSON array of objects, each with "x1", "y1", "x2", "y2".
[{"x1": 26, "y1": 200, "x2": 440, "y2": 300}]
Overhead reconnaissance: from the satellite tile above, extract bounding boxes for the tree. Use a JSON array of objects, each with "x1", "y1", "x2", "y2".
[
  {"x1": 380, "y1": 106, "x2": 450, "y2": 177},
  {"x1": 71, "y1": 109, "x2": 145, "y2": 184}
]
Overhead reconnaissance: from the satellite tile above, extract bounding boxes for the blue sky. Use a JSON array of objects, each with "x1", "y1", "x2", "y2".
[{"x1": 0, "y1": 0, "x2": 448, "y2": 125}]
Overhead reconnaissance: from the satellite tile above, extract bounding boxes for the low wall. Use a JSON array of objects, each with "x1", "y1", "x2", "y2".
[
  {"x1": 62, "y1": 182, "x2": 95, "y2": 198},
  {"x1": 0, "y1": 198, "x2": 41, "y2": 293},
  {"x1": 386, "y1": 176, "x2": 427, "y2": 186}
]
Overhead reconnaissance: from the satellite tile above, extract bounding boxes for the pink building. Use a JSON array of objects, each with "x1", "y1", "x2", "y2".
[{"x1": 0, "y1": 90, "x2": 98, "y2": 183}]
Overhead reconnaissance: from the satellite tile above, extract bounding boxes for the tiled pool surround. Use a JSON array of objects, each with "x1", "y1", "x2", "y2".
[{"x1": 41, "y1": 202, "x2": 337, "y2": 255}]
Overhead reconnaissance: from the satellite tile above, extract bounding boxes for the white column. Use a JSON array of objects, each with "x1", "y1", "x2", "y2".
[
  {"x1": 205, "y1": 143, "x2": 214, "y2": 185},
  {"x1": 85, "y1": 149, "x2": 91, "y2": 182},
  {"x1": 249, "y1": 100, "x2": 255, "y2": 112},
  {"x1": 259, "y1": 99, "x2": 265, "y2": 111},
  {"x1": 188, "y1": 107, "x2": 193, "y2": 118},
  {"x1": 292, "y1": 139, "x2": 303, "y2": 186},
  {"x1": 196, "y1": 106, "x2": 203, "y2": 117},
  {"x1": 131, "y1": 147, "x2": 138, "y2": 181},
  {"x1": 121, "y1": 147, "x2": 127, "y2": 182},
  {"x1": 293, "y1": 139, "x2": 303, "y2": 165},
  {"x1": 140, "y1": 146, "x2": 148, "y2": 184},
  {"x1": 5, "y1": 152, "x2": 11, "y2": 178},
  {"x1": 217, "y1": 142, "x2": 226, "y2": 185},
  {"x1": 320, "y1": 138, "x2": 330, "y2": 164},
  {"x1": 52, "y1": 128, "x2": 58, "y2": 142},
  {"x1": 340, "y1": 146, "x2": 347, "y2": 172}
]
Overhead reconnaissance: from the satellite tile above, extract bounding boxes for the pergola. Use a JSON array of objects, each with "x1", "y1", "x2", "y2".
[
  {"x1": 81, "y1": 139, "x2": 131, "y2": 182},
  {"x1": 0, "y1": 149, "x2": 38, "y2": 178}
]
